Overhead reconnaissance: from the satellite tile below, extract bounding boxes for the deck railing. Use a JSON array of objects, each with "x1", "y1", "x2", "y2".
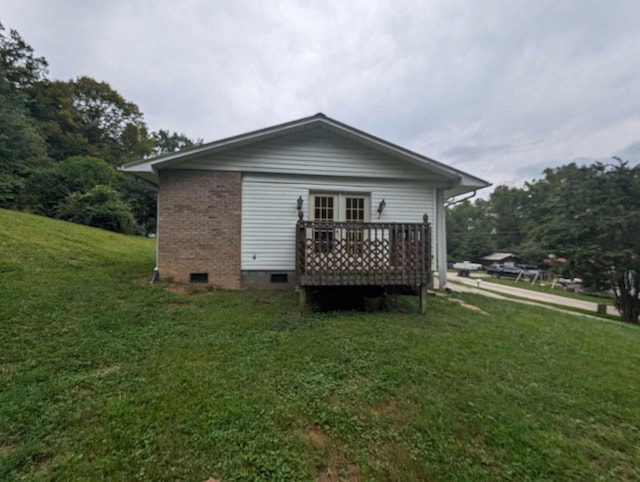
[{"x1": 295, "y1": 218, "x2": 432, "y2": 287}]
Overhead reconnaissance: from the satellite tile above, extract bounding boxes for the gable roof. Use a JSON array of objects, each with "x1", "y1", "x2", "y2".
[{"x1": 120, "y1": 113, "x2": 491, "y2": 197}]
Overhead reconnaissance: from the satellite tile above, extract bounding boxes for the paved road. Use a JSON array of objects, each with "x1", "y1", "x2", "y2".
[{"x1": 447, "y1": 274, "x2": 619, "y2": 317}]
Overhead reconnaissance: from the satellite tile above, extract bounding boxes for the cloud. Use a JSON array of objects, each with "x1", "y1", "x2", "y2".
[
  {"x1": 442, "y1": 144, "x2": 513, "y2": 160},
  {"x1": 3, "y1": 0, "x2": 640, "y2": 190},
  {"x1": 615, "y1": 140, "x2": 640, "y2": 161}
]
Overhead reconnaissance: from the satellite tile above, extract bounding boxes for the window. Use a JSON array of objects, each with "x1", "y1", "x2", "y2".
[
  {"x1": 313, "y1": 195, "x2": 335, "y2": 253},
  {"x1": 345, "y1": 197, "x2": 365, "y2": 222},
  {"x1": 310, "y1": 193, "x2": 370, "y2": 254},
  {"x1": 313, "y1": 195, "x2": 335, "y2": 222},
  {"x1": 344, "y1": 196, "x2": 366, "y2": 255}
]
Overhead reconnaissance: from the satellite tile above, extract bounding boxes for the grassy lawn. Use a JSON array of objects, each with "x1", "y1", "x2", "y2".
[{"x1": 2, "y1": 209, "x2": 640, "y2": 481}]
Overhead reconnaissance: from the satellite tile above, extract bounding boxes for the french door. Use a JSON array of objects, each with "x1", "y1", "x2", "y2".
[{"x1": 310, "y1": 193, "x2": 369, "y2": 255}]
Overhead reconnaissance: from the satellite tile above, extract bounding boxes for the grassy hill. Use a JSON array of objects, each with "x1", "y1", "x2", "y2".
[{"x1": 1, "y1": 208, "x2": 640, "y2": 481}]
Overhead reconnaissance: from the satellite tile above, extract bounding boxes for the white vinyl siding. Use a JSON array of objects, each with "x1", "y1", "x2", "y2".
[
  {"x1": 181, "y1": 128, "x2": 448, "y2": 182},
  {"x1": 241, "y1": 174, "x2": 435, "y2": 271}
]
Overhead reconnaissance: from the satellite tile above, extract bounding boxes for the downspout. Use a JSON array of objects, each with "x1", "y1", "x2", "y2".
[
  {"x1": 437, "y1": 189, "x2": 479, "y2": 290},
  {"x1": 150, "y1": 178, "x2": 160, "y2": 284},
  {"x1": 435, "y1": 190, "x2": 447, "y2": 290},
  {"x1": 117, "y1": 165, "x2": 161, "y2": 284}
]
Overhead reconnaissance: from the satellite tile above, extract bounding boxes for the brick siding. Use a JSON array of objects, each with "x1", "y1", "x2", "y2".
[{"x1": 158, "y1": 169, "x2": 242, "y2": 288}]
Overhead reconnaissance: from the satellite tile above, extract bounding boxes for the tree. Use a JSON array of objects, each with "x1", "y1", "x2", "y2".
[
  {"x1": 0, "y1": 71, "x2": 49, "y2": 208},
  {"x1": 151, "y1": 129, "x2": 202, "y2": 156},
  {"x1": 23, "y1": 156, "x2": 116, "y2": 216},
  {"x1": 56, "y1": 184, "x2": 141, "y2": 234},
  {"x1": 27, "y1": 77, "x2": 153, "y2": 164},
  {"x1": 446, "y1": 199, "x2": 496, "y2": 262},
  {"x1": 1, "y1": 23, "x2": 50, "y2": 208},
  {"x1": 114, "y1": 174, "x2": 157, "y2": 234},
  {"x1": 486, "y1": 186, "x2": 532, "y2": 253},
  {"x1": 0, "y1": 21, "x2": 48, "y2": 90},
  {"x1": 529, "y1": 160, "x2": 640, "y2": 323}
]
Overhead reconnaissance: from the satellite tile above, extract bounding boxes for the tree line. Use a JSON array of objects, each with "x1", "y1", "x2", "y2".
[
  {"x1": 2, "y1": 21, "x2": 637, "y2": 322},
  {"x1": 447, "y1": 160, "x2": 640, "y2": 323},
  {"x1": 0, "y1": 21, "x2": 201, "y2": 234}
]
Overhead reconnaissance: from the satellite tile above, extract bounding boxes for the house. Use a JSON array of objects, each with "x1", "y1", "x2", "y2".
[
  {"x1": 479, "y1": 252, "x2": 519, "y2": 267},
  {"x1": 120, "y1": 114, "x2": 490, "y2": 309}
]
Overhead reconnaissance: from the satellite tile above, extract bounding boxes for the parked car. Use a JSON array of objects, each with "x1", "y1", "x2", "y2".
[
  {"x1": 485, "y1": 264, "x2": 523, "y2": 278},
  {"x1": 453, "y1": 261, "x2": 483, "y2": 277}
]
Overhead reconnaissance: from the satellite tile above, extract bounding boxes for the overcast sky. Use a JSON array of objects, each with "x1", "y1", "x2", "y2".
[{"x1": 4, "y1": 0, "x2": 640, "y2": 190}]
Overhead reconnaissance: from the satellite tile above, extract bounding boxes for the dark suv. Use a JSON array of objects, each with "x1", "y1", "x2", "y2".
[{"x1": 485, "y1": 264, "x2": 523, "y2": 278}]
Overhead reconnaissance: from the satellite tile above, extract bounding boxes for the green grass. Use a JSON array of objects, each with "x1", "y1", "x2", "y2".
[{"x1": 2, "y1": 208, "x2": 640, "y2": 481}]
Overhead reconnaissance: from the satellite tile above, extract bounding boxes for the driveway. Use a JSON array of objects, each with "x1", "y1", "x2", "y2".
[{"x1": 446, "y1": 273, "x2": 619, "y2": 317}]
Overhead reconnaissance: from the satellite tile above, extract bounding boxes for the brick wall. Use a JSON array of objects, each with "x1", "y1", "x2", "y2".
[{"x1": 158, "y1": 169, "x2": 242, "y2": 288}]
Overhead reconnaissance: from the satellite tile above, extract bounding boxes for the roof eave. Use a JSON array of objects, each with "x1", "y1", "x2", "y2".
[{"x1": 119, "y1": 113, "x2": 492, "y2": 190}]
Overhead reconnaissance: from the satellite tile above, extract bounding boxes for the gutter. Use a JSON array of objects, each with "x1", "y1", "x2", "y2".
[{"x1": 444, "y1": 190, "x2": 477, "y2": 208}]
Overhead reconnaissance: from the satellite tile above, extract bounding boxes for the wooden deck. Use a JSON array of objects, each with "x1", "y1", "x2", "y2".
[{"x1": 295, "y1": 218, "x2": 432, "y2": 289}]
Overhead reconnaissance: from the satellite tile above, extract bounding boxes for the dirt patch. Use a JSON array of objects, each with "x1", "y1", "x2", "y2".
[
  {"x1": 167, "y1": 282, "x2": 219, "y2": 296},
  {"x1": 317, "y1": 451, "x2": 361, "y2": 482},
  {"x1": 1, "y1": 444, "x2": 17, "y2": 457},
  {"x1": 167, "y1": 283, "x2": 189, "y2": 294},
  {"x1": 0, "y1": 362, "x2": 20, "y2": 379},
  {"x1": 367, "y1": 439, "x2": 412, "y2": 470},
  {"x1": 74, "y1": 386, "x2": 94, "y2": 397},
  {"x1": 299, "y1": 426, "x2": 361, "y2": 481},
  {"x1": 436, "y1": 293, "x2": 489, "y2": 314},
  {"x1": 370, "y1": 397, "x2": 415, "y2": 429},
  {"x1": 451, "y1": 298, "x2": 489, "y2": 314},
  {"x1": 92, "y1": 365, "x2": 121, "y2": 378},
  {"x1": 34, "y1": 457, "x2": 51, "y2": 474},
  {"x1": 302, "y1": 425, "x2": 329, "y2": 448}
]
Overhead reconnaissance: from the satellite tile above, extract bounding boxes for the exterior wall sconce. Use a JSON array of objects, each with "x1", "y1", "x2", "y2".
[
  {"x1": 377, "y1": 199, "x2": 386, "y2": 218},
  {"x1": 297, "y1": 196, "x2": 304, "y2": 220}
]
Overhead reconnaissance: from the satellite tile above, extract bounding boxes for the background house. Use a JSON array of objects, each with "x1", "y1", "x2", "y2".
[
  {"x1": 121, "y1": 114, "x2": 490, "y2": 292},
  {"x1": 479, "y1": 252, "x2": 520, "y2": 267}
]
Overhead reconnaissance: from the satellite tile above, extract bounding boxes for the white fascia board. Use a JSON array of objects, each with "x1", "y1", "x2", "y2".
[{"x1": 118, "y1": 162, "x2": 159, "y2": 185}]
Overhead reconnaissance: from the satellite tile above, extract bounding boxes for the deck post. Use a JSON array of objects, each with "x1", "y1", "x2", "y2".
[
  {"x1": 419, "y1": 284, "x2": 427, "y2": 314},
  {"x1": 299, "y1": 286, "x2": 308, "y2": 313}
]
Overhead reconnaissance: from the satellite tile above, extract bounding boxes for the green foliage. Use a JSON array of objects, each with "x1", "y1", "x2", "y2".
[
  {"x1": 2, "y1": 209, "x2": 640, "y2": 480},
  {"x1": 0, "y1": 20, "x2": 166, "y2": 232},
  {"x1": 0, "y1": 21, "x2": 48, "y2": 90},
  {"x1": 446, "y1": 199, "x2": 496, "y2": 262},
  {"x1": 22, "y1": 156, "x2": 144, "y2": 234},
  {"x1": 528, "y1": 160, "x2": 640, "y2": 323},
  {"x1": 0, "y1": 69, "x2": 49, "y2": 208},
  {"x1": 56, "y1": 185, "x2": 141, "y2": 234},
  {"x1": 24, "y1": 156, "x2": 116, "y2": 215},
  {"x1": 151, "y1": 129, "x2": 202, "y2": 156},
  {"x1": 27, "y1": 77, "x2": 153, "y2": 164},
  {"x1": 114, "y1": 175, "x2": 157, "y2": 234},
  {"x1": 448, "y1": 159, "x2": 640, "y2": 323},
  {"x1": 487, "y1": 186, "x2": 532, "y2": 252}
]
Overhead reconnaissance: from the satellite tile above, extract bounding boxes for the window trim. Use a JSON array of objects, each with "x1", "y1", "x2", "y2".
[
  {"x1": 309, "y1": 192, "x2": 370, "y2": 222},
  {"x1": 309, "y1": 193, "x2": 370, "y2": 255}
]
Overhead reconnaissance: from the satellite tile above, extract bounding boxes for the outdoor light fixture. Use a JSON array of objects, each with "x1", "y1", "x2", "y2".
[
  {"x1": 297, "y1": 196, "x2": 304, "y2": 220},
  {"x1": 377, "y1": 199, "x2": 386, "y2": 218}
]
